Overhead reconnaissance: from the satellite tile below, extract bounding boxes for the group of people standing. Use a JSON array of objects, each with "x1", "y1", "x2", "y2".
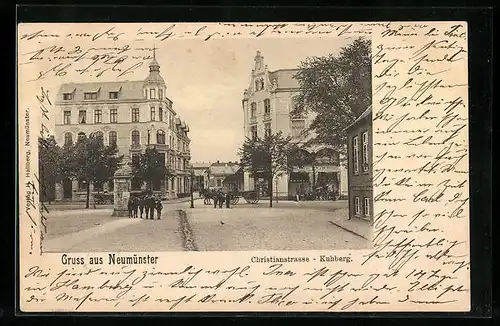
[
  {"x1": 213, "y1": 190, "x2": 231, "y2": 209},
  {"x1": 128, "y1": 194, "x2": 163, "y2": 220}
]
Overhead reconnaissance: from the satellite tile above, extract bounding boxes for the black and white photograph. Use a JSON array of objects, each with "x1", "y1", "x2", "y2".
[
  {"x1": 37, "y1": 36, "x2": 373, "y2": 253},
  {"x1": 19, "y1": 19, "x2": 473, "y2": 313}
]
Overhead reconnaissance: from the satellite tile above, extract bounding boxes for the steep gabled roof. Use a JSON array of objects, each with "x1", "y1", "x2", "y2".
[{"x1": 57, "y1": 81, "x2": 145, "y2": 102}]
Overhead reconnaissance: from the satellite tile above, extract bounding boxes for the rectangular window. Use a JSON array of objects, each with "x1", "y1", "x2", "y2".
[
  {"x1": 109, "y1": 92, "x2": 118, "y2": 99},
  {"x1": 362, "y1": 131, "x2": 369, "y2": 172},
  {"x1": 264, "y1": 99, "x2": 271, "y2": 115},
  {"x1": 94, "y1": 109, "x2": 102, "y2": 124},
  {"x1": 158, "y1": 107, "x2": 163, "y2": 121},
  {"x1": 84, "y1": 92, "x2": 97, "y2": 100},
  {"x1": 217, "y1": 179, "x2": 222, "y2": 187},
  {"x1": 354, "y1": 197, "x2": 360, "y2": 216},
  {"x1": 265, "y1": 123, "x2": 271, "y2": 137},
  {"x1": 144, "y1": 89, "x2": 147, "y2": 99},
  {"x1": 353, "y1": 136, "x2": 359, "y2": 174},
  {"x1": 78, "y1": 110, "x2": 86, "y2": 124},
  {"x1": 150, "y1": 89, "x2": 156, "y2": 99},
  {"x1": 159, "y1": 89, "x2": 163, "y2": 100},
  {"x1": 63, "y1": 93, "x2": 72, "y2": 100},
  {"x1": 150, "y1": 107, "x2": 156, "y2": 121},
  {"x1": 364, "y1": 197, "x2": 370, "y2": 216},
  {"x1": 63, "y1": 111, "x2": 71, "y2": 124},
  {"x1": 131, "y1": 108, "x2": 139, "y2": 122},
  {"x1": 291, "y1": 119, "x2": 305, "y2": 137},
  {"x1": 110, "y1": 109, "x2": 118, "y2": 123},
  {"x1": 251, "y1": 125, "x2": 258, "y2": 140},
  {"x1": 251, "y1": 103, "x2": 257, "y2": 118}
]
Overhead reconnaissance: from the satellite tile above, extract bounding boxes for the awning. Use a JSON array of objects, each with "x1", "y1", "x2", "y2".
[{"x1": 289, "y1": 172, "x2": 310, "y2": 183}]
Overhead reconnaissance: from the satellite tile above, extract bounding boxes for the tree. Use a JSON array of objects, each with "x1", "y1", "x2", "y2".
[
  {"x1": 292, "y1": 37, "x2": 372, "y2": 155},
  {"x1": 38, "y1": 136, "x2": 63, "y2": 202},
  {"x1": 71, "y1": 133, "x2": 124, "y2": 208},
  {"x1": 238, "y1": 131, "x2": 297, "y2": 208},
  {"x1": 131, "y1": 146, "x2": 173, "y2": 193}
]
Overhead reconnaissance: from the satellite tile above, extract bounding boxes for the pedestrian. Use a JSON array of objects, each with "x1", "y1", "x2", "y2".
[
  {"x1": 213, "y1": 190, "x2": 218, "y2": 209},
  {"x1": 218, "y1": 190, "x2": 224, "y2": 208},
  {"x1": 133, "y1": 196, "x2": 139, "y2": 218},
  {"x1": 144, "y1": 195, "x2": 150, "y2": 219},
  {"x1": 148, "y1": 195, "x2": 155, "y2": 220},
  {"x1": 127, "y1": 197, "x2": 133, "y2": 218},
  {"x1": 225, "y1": 191, "x2": 231, "y2": 208},
  {"x1": 155, "y1": 199, "x2": 163, "y2": 220},
  {"x1": 139, "y1": 195, "x2": 145, "y2": 219}
]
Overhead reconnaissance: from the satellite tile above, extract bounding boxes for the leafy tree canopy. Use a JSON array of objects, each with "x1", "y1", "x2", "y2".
[
  {"x1": 131, "y1": 146, "x2": 173, "y2": 191},
  {"x1": 292, "y1": 37, "x2": 372, "y2": 154}
]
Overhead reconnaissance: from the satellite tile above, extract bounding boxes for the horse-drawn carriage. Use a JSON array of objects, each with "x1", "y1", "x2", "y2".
[{"x1": 202, "y1": 189, "x2": 260, "y2": 205}]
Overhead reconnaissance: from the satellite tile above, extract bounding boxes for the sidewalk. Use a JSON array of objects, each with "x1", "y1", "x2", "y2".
[{"x1": 328, "y1": 207, "x2": 372, "y2": 241}]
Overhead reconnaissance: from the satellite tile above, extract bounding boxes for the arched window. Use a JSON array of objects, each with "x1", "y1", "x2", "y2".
[
  {"x1": 157, "y1": 130, "x2": 165, "y2": 144},
  {"x1": 131, "y1": 130, "x2": 140, "y2": 145},
  {"x1": 64, "y1": 132, "x2": 73, "y2": 146},
  {"x1": 260, "y1": 79, "x2": 265, "y2": 90},
  {"x1": 94, "y1": 131, "x2": 104, "y2": 144},
  {"x1": 109, "y1": 131, "x2": 117, "y2": 147},
  {"x1": 255, "y1": 80, "x2": 260, "y2": 91},
  {"x1": 77, "y1": 132, "x2": 86, "y2": 142}
]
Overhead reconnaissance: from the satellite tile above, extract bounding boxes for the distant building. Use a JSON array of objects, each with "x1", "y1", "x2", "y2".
[
  {"x1": 191, "y1": 162, "x2": 211, "y2": 191},
  {"x1": 346, "y1": 106, "x2": 373, "y2": 222},
  {"x1": 207, "y1": 161, "x2": 240, "y2": 191},
  {"x1": 53, "y1": 51, "x2": 192, "y2": 201},
  {"x1": 241, "y1": 51, "x2": 348, "y2": 199},
  {"x1": 222, "y1": 166, "x2": 244, "y2": 193}
]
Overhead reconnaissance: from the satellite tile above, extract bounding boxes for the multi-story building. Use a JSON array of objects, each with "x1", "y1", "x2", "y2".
[
  {"x1": 53, "y1": 52, "x2": 191, "y2": 201},
  {"x1": 346, "y1": 106, "x2": 373, "y2": 222},
  {"x1": 241, "y1": 51, "x2": 348, "y2": 199}
]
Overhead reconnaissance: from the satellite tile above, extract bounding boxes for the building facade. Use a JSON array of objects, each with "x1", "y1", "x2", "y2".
[
  {"x1": 191, "y1": 162, "x2": 211, "y2": 192},
  {"x1": 206, "y1": 161, "x2": 240, "y2": 191},
  {"x1": 53, "y1": 53, "x2": 192, "y2": 201},
  {"x1": 241, "y1": 51, "x2": 348, "y2": 199},
  {"x1": 346, "y1": 106, "x2": 373, "y2": 222}
]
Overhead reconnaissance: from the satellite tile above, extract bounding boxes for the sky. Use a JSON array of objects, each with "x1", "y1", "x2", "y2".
[
  {"x1": 38, "y1": 36, "x2": 357, "y2": 163},
  {"x1": 152, "y1": 37, "x2": 355, "y2": 163}
]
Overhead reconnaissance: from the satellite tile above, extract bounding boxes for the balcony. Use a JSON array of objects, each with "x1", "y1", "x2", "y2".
[
  {"x1": 148, "y1": 143, "x2": 169, "y2": 151},
  {"x1": 179, "y1": 150, "x2": 191, "y2": 158}
]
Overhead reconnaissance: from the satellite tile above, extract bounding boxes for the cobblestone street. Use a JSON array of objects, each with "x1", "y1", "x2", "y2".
[{"x1": 43, "y1": 199, "x2": 371, "y2": 252}]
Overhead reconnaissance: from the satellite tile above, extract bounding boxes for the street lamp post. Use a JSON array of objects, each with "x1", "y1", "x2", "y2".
[{"x1": 190, "y1": 170, "x2": 195, "y2": 208}]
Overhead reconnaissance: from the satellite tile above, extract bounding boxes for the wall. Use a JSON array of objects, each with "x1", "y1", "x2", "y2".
[{"x1": 347, "y1": 117, "x2": 373, "y2": 221}]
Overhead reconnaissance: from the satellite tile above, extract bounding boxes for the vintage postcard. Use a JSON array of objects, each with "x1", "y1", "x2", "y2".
[{"x1": 18, "y1": 21, "x2": 470, "y2": 312}]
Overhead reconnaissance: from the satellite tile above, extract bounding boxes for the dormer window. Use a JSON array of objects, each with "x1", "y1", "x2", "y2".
[
  {"x1": 84, "y1": 92, "x2": 97, "y2": 100},
  {"x1": 144, "y1": 89, "x2": 147, "y2": 99},
  {"x1": 159, "y1": 89, "x2": 163, "y2": 100},
  {"x1": 150, "y1": 89, "x2": 156, "y2": 99},
  {"x1": 109, "y1": 92, "x2": 118, "y2": 99},
  {"x1": 63, "y1": 93, "x2": 73, "y2": 100}
]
